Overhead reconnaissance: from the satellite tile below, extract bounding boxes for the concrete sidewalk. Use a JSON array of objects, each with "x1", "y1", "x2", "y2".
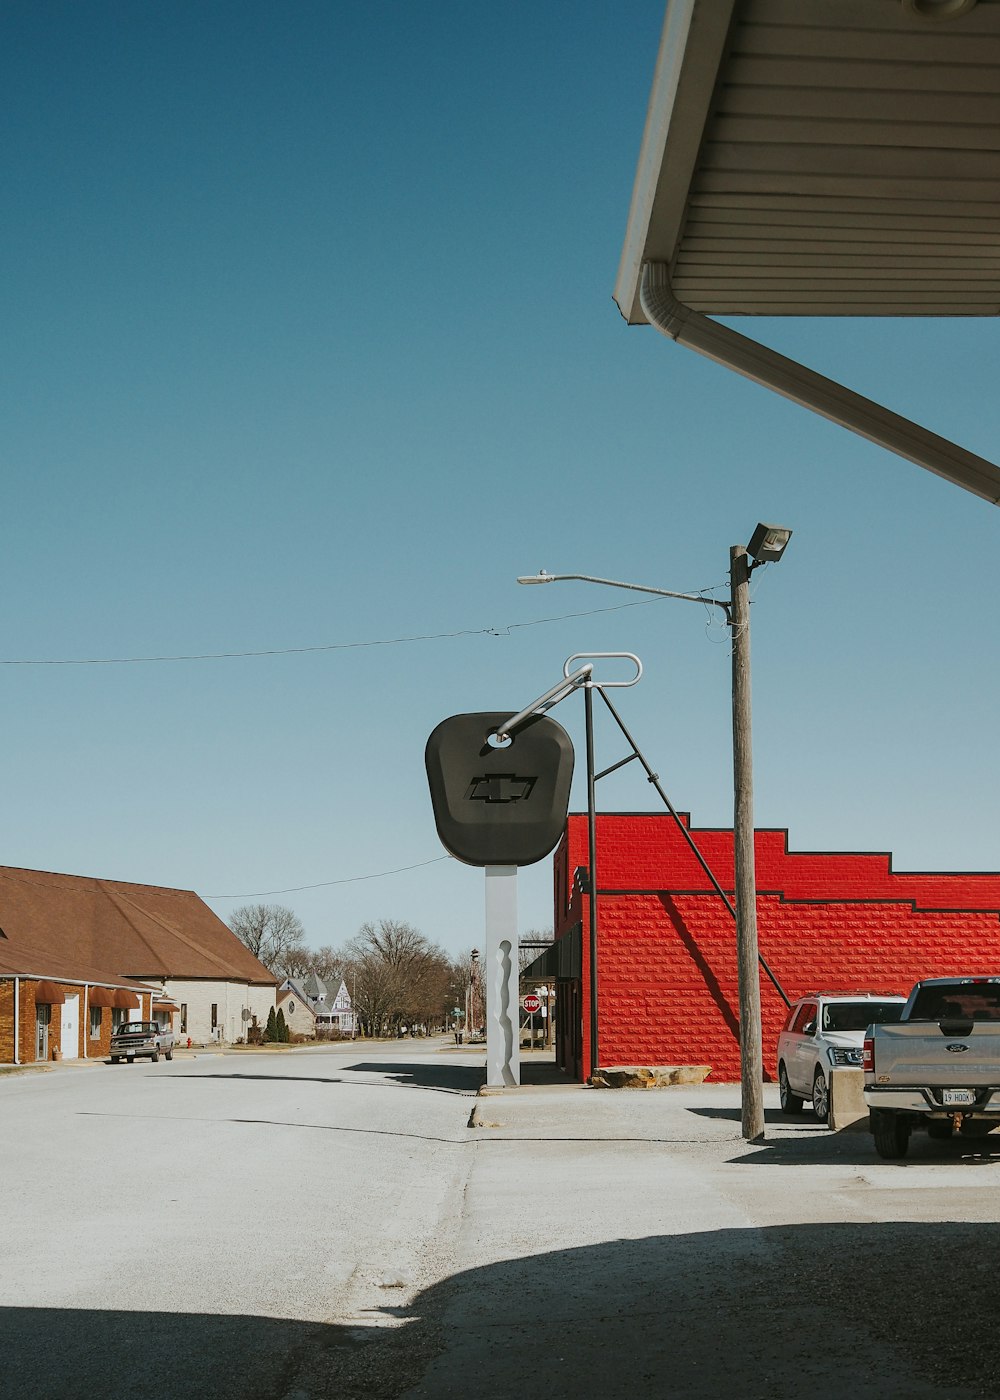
[{"x1": 402, "y1": 1069, "x2": 1000, "y2": 1400}]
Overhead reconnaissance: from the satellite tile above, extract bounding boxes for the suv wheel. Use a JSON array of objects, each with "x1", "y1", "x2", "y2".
[
  {"x1": 151, "y1": 1050, "x2": 159, "y2": 1063},
  {"x1": 812, "y1": 1068, "x2": 830, "y2": 1125},
  {"x1": 872, "y1": 1109, "x2": 910, "y2": 1160},
  {"x1": 778, "y1": 1062, "x2": 803, "y2": 1115},
  {"x1": 165, "y1": 1048, "x2": 173, "y2": 1061}
]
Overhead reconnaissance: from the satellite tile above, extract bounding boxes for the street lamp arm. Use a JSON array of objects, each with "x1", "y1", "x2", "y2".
[{"x1": 516, "y1": 572, "x2": 730, "y2": 620}]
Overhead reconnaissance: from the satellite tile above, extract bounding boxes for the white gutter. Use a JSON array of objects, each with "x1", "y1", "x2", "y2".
[
  {"x1": 640, "y1": 262, "x2": 1000, "y2": 505},
  {"x1": 13, "y1": 976, "x2": 20, "y2": 1065}
]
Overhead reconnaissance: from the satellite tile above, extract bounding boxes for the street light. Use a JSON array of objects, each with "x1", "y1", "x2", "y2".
[
  {"x1": 465, "y1": 948, "x2": 480, "y2": 1042},
  {"x1": 517, "y1": 523, "x2": 791, "y2": 1142}
]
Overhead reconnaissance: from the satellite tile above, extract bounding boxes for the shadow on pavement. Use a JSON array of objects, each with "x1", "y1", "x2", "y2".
[
  {"x1": 349, "y1": 1061, "x2": 485, "y2": 1092},
  {"x1": 159, "y1": 1057, "x2": 570, "y2": 1096},
  {"x1": 7, "y1": 1223, "x2": 1000, "y2": 1400},
  {"x1": 162, "y1": 1067, "x2": 480, "y2": 1095},
  {"x1": 736, "y1": 1128, "x2": 1000, "y2": 1168},
  {"x1": 687, "y1": 1104, "x2": 821, "y2": 1125}
]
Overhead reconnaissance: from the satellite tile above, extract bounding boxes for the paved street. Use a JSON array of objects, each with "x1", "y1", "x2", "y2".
[{"x1": 3, "y1": 1041, "x2": 1000, "y2": 1399}]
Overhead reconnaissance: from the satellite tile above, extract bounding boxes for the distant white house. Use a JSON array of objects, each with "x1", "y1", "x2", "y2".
[
  {"x1": 276, "y1": 974, "x2": 354, "y2": 1037},
  {"x1": 320, "y1": 979, "x2": 355, "y2": 1035}
]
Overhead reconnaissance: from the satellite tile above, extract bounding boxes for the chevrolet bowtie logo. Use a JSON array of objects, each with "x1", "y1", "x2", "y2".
[{"x1": 466, "y1": 774, "x2": 536, "y2": 803}]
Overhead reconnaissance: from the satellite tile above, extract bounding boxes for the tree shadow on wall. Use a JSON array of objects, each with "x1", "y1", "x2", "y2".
[{"x1": 6, "y1": 1222, "x2": 1000, "y2": 1400}]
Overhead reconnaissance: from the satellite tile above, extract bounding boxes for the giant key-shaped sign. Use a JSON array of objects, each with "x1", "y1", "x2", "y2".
[
  {"x1": 425, "y1": 711, "x2": 574, "y2": 867},
  {"x1": 426, "y1": 711, "x2": 574, "y2": 1087}
]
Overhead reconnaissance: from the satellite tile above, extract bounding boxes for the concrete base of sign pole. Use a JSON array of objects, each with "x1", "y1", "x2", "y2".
[{"x1": 484, "y1": 865, "x2": 520, "y2": 1088}]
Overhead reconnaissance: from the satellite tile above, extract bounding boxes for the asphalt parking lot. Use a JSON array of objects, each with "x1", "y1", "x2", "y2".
[{"x1": 3, "y1": 1042, "x2": 1000, "y2": 1399}]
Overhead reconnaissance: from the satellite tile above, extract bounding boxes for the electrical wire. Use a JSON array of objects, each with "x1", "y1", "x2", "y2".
[
  {"x1": 0, "y1": 587, "x2": 730, "y2": 666},
  {"x1": 203, "y1": 855, "x2": 454, "y2": 899}
]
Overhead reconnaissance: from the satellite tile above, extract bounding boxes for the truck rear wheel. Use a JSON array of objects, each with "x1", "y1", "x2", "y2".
[
  {"x1": 151, "y1": 1050, "x2": 159, "y2": 1063},
  {"x1": 165, "y1": 1048, "x2": 173, "y2": 1061},
  {"x1": 872, "y1": 1109, "x2": 910, "y2": 1160}
]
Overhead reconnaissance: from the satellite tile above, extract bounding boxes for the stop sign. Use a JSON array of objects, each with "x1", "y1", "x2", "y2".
[{"x1": 522, "y1": 994, "x2": 542, "y2": 1014}]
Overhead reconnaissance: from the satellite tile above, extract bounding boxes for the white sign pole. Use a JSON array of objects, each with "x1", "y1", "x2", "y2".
[{"x1": 485, "y1": 865, "x2": 519, "y2": 1087}]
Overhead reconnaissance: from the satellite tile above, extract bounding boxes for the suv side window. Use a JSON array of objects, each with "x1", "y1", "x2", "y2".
[{"x1": 791, "y1": 1002, "x2": 817, "y2": 1035}]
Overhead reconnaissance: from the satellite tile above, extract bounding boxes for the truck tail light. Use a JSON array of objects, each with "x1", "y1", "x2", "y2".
[{"x1": 863, "y1": 1036, "x2": 874, "y2": 1072}]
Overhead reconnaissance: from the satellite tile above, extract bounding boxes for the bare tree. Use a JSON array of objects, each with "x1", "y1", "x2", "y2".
[
  {"x1": 228, "y1": 904, "x2": 308, "y2": 978},
  {"x1": 308, "y1": 944, "x2": 344, "y2": 985},
  {"x1": 344, "y1": 920, "x2": 452, "y2": 1037},
  {"x1": 276, "y1": 941, "x2": 314, "y2": 980},
  {"x1": 519, "y1": 926, "x2": 553, "y2": 975}
]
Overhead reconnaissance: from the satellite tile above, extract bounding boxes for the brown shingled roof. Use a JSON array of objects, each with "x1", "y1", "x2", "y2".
[
  {"x1": 0, "y1": 866, "x2": 276, "y2": 986},
  {"x1": 0, "y1": 934, "x2": 156, "y2": 993}
]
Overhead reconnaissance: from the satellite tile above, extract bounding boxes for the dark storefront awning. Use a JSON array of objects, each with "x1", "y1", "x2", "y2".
[
  {"x1": 34, "y1": 980, "x2": 67, "y2": 1005},
  {"x1": 88, "y1": 986, "x2": 117, "y2": 1007},
  {"x1": 152, "y1": 999, "x2": 179, "y2": 1012},
  {"x1": 522, "y1": 925, "x2": 581, "y2": 981},
  {"x1": 112, "y1": 988, "x2": 140, "y2": 1009}
]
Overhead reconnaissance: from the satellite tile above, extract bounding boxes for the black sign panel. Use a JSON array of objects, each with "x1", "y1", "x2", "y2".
[{"x1": 425, "y1": 711, "x2": 574, "y2": 867}]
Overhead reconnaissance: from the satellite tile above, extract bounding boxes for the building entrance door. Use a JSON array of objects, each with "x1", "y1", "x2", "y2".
[
  {"x1": 35, "y1": 1003, "x2": 51, "y2": 1061},
  {"x1": 61, "y1": 994, "x2": 79, "y2": 1060}
]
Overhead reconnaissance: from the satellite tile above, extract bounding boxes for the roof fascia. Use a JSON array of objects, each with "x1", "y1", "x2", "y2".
[
  {"x1": 640, "y1": 263, "x2": 1000, "y2": 503},
  {"x1": 0, "y1": 973, "x2": 158, "y2": 991},
  {"x1": 614, "y1": 0, "x2": 736, "y2": 324}
]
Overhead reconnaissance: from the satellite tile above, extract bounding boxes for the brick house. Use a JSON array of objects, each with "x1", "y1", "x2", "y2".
[
  {"x1": 0, "y1": 937, "x2": 159, "y2": 1064},
  {"x1": 0, "y1": 865, "x2": 276, "y2": 1063},
  {"x1": 276, "y1": 979, "x2": 319, "y2": 1038},
  {"x1": 539, "y1": 813, "x2": 1000, "y2": 1082}
]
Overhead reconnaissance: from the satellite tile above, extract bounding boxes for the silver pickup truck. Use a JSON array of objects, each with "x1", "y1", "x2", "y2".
[
  {"x1": 863, "y1": 976, "x2": 1000, "y2": 1158},
  {"x1": 109, "y1": 1021, "x2": 175, "y2": 1064}
]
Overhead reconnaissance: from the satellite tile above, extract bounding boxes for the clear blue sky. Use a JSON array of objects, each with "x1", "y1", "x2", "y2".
[{"x1": 4, "y1": 1, "x2": 999, "y2": 959}]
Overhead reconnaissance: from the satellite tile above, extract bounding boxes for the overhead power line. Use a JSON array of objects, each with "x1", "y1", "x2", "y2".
[
  {"x1": 203, "y1": 855, "x2": 453, "y2": 899},
  {"x1": 0, "y1": 589, "x2": 729, "y2": 667}
]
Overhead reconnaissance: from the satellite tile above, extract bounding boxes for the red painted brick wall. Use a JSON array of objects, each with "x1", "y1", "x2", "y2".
[{"x1": 554, "y1": 814, "x2": 1000, "y2": 1082}]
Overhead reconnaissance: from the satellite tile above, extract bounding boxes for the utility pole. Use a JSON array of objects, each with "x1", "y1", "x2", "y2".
[
  {"x1": 730, "y1": 544, "x2": 765, "y2": 1143},
  {"x1": 517, "y1": 525, "x2": 791, "y2": 1139},
  {"x1": 584, "y1": 680, "x2": 600, "y2": 1081}
]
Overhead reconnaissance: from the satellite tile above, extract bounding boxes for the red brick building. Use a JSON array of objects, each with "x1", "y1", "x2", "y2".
[{"x1": 543, "y1": 813, "x2": 1000, "y2": 1082}]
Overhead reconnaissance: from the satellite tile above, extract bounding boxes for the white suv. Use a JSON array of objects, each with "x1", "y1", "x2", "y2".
[{"x1": 777, "y1": 993, "x2": 906, "y2": 1124}]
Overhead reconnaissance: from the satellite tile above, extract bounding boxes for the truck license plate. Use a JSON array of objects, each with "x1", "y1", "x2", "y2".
[{"x1": 942, "y1": 1089, "x2": 975, "y2": 1106}]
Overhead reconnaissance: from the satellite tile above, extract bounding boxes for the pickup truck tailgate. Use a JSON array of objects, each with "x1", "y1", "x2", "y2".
[{"x1": 870, "y1": 1022, "x2": 1000, "y2": 1086}]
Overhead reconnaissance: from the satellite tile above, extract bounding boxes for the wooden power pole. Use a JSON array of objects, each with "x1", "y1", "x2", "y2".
[{"x1": 730, "y1": 544, "x2": 765, "y2": 1143}]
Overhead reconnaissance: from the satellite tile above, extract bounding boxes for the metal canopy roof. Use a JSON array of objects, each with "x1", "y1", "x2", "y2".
[{"x1": 615, "y1": 0, "x2": 1000, "y2": 500}]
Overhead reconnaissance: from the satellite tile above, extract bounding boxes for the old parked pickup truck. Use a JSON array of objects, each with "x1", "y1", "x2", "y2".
[
  {"x1": 109, "y1": 1021, "x2": 175, "y2": 1064},
  {"x1": 863, "y1": 976, "x2": 1000, "y2": 1159}
]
